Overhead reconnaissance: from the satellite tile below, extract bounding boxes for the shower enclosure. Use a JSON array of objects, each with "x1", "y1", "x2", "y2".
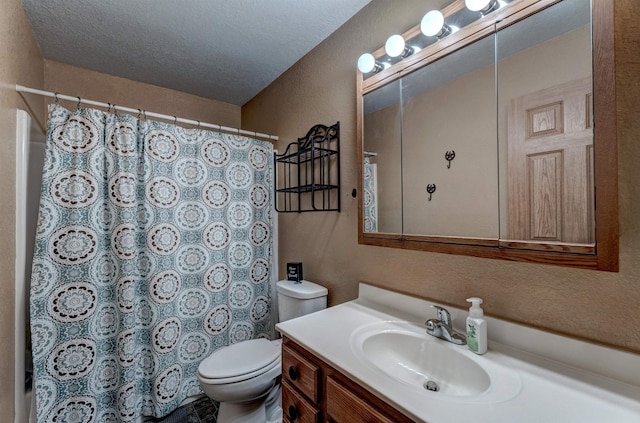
[{"x1": 15, "y1": 109, "x2": 46, "y2": 423}]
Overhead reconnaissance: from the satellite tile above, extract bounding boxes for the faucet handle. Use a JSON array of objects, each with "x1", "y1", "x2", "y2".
[{"x1": 431, "y1": 305, "x2": 451, "y2": 326}]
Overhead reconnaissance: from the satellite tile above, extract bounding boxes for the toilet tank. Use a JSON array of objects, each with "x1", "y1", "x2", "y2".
[{"x1": 276, "y1": 280, "x2": 328, "y2": 322}]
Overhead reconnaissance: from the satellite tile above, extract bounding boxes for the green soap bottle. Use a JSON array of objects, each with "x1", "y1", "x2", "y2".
[{"x1": 466, "y1": 297, "x2": 487, "y2": 355}]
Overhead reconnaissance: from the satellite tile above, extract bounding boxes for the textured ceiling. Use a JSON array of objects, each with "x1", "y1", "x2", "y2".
[{"x1": 22, "y1": 0, "x2": 372, "y2": 106}]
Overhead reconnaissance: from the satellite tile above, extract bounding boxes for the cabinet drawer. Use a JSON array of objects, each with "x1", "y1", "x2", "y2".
[
  {"x1": 326, "y1": 376, "x2": 396, "y2": 423},
  {"x1": 282, "y1": 380, "x2": 320, "y2": 423},
  {"x1": 282, "y1": 344, "x2": 320, "y2": 402}
]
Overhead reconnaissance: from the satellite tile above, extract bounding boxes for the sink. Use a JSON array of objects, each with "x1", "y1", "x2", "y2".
[{"x1": 351, "y1": 321, "x2": 522, "y2": 403}]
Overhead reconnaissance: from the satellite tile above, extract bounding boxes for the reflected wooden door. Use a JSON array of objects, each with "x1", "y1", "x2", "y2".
[{"x1": 507, "y1": 77, "x2": 594, "y2": 243}]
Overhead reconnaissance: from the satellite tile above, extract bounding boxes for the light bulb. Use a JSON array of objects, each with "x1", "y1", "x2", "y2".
[
  {"x1": 357, "y1": 53, "x2": 385, "y2": 73},
  {"x1": 357, "y1": 53, "x2": 376, "y2": 73},
  {"x1": 421, "y1": 10, "x2": 450, "y2": 38},
  {"x1": 465, "y1": 0, "x2": 499, "y2": 14},
  {"x1": 385, "y1": 34, "x2": 406, "y2": 58}
]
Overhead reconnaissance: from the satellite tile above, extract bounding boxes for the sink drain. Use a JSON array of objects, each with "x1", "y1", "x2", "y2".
[{"x1": 423, "y1": 380, "x2": 439, "y2": 392}]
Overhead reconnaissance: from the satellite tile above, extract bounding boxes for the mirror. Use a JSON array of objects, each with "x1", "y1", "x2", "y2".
[
  {"x1": 400, "y1": 35, "x2": 497, "y2": 239},
  {"x1": 363, "y1": 79, "x2": 402, "y2": 234},
  {"x1": 497, "y1": 0, "x2": 594, "y2": 248},
  {"x1": 357, "y1": 0, "x2": 618, "y2": 270}
]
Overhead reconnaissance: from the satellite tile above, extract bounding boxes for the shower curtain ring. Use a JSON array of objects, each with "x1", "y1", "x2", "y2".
[
  {"x1": 75, "y1": 96, "x2": 81, "y2": 110},
  {"x1": 137, "y1": 109, "x2": 142, "y2": 119},
  {"x1": 173, "y1": 116, "x2": 178, "y2": 125},
  {"x1": 54, "y1": 92, "x2": 60, "y2": 104},
  {"x1": 196, "y1": 120, "x2": 201, "y2": 130},
  {"x1": 143, "y1": 110, "x2": 147, "y2": 121}
]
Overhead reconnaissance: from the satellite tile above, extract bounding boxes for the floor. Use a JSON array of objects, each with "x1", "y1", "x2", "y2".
[{"x1": 156, "y1": 397, "x2": 220, "y2": 423}]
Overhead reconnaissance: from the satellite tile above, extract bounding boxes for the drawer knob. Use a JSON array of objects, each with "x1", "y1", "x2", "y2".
[
  {"x1": 288, "y1": 365, "x2": 299, "y2": 381},
  {"x1": 288, "y1": 405, "x2": 299, "y2": 421}
]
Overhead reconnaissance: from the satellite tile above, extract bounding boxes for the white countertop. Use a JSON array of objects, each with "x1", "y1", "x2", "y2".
[{"x1": 276, "y1": 283, "x2": 640, "y2": 423}]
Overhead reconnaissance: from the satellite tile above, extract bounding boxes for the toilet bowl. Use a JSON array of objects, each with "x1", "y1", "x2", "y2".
[
  {"x1": 197, "y1": 279, "x2": 328, "y2": 423},
  {"x1": 197, "y1": 338, "x2": 281, "y2": 403}
]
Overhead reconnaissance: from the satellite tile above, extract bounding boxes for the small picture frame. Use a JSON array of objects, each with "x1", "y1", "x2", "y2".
[{"x1": 286, "y1": 262, "x2": 303, "y2": 282}]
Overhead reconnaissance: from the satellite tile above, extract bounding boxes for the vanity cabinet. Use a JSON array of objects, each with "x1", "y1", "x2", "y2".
[{"x1": 281, "y1": 337, "x2": 413, "y2": 423}]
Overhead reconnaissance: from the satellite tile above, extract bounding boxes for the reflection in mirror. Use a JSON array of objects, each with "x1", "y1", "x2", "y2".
[
  {"x1": 363, "y1": 79, "x2": 402, "y2": 234},
  {"x1": 497, "y1": 0, "x2": 593, "y2": 246},
  {"x1": 401, "y1": 36, "x2": 498, "y2": 238}
]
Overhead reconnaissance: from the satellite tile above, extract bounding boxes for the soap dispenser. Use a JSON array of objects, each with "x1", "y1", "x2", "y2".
[{"x1": 466, "y1": 297, "x2": 487, "y2": 355}]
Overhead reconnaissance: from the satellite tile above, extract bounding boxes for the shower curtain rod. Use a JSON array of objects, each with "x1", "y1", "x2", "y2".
[{"x1": 15, "y1": 85, "x2": 279, "y2": 141}]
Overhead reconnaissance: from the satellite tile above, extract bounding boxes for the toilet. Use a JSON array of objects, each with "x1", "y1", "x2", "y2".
[{"x1": 197, "y1": 279, "x2": 328, "y2": 422}]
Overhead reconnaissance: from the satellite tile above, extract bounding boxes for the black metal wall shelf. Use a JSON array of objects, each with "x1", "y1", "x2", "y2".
[{"x1": 274, "y1": 122, "x2": 340, "y2": 213}]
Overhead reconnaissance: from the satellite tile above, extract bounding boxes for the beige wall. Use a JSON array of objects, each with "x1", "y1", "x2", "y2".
[
  {"x1": 0, "y1": 0, "x2": 45, "y2": 416},
  {"x1": 243, "y1": 0, "x2": 640, "y2": 353},
  {"x1": 44, "y1": 61, "x2": 241, "y2": 128}
]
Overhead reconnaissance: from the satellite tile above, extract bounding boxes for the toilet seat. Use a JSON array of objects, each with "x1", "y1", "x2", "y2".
[{"x1": 198, "y1": 338, "x2": 281, "y2": 384}]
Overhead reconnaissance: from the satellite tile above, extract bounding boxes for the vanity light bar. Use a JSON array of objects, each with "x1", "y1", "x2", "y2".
[{"x1": 356, "y1": 0, "x2": 502, "y2": 73}]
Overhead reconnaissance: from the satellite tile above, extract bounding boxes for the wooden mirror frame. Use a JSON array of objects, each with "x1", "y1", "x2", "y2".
[{"x1": 356, "y1": 0, "x2": 618, "y2": 271}]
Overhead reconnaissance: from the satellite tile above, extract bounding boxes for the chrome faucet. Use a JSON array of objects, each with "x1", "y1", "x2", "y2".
[{"x1": 425, "y1": 305, "x2": 466, "y2": 345}]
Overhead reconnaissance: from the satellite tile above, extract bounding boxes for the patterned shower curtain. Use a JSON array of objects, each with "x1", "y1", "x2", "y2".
[
  {"x1": 30, "y1": 103, "x2": 274, "y2": 422},
  {"x1": 363, "y1": 157, "x2": 378, "y2": 232}
]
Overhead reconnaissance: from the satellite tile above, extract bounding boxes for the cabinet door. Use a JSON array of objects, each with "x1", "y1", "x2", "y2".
[
  {"x1": 325, "y1": 376, "x2": 396, "y2": 423},
  {"x1": 282, "y1": 380, "x2": 320, "y2": 423}
]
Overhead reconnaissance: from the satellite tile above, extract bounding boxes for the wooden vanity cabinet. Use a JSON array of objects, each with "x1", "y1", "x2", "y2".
[{"x1": 281, "y1": 337, "x2": 414, "y2": 423}]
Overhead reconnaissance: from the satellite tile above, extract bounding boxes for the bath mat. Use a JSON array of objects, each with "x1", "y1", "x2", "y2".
[{"x1": 157, "y1": 397, "x2": 220, "y2": 423}]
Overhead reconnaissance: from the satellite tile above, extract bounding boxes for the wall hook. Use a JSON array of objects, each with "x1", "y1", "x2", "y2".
[
  {"x1": 426, "y1": 184, "x2": 436, "y2": 201},
  {"x1": 445, "y1": 150, "x2": 456, "y2": 169}
]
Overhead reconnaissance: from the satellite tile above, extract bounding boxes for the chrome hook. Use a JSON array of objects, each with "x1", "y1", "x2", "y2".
[
  {"x1": 54, "y1": 92, "x2": 60, "y2": 104},
  {"x1": 75, "y1": 96, "x2": 82, "y2": 110}
]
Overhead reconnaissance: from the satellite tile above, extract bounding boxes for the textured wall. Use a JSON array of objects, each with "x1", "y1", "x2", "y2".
[
  {"x1": 0, "y1": 0, "x2": 45, "y2": 417},
  {"x1": 242, "y1": 0, "x2": 640, "y2": 353},
  {"x1": 44, "y1": 61, "x2": 241, "y2": 128}
]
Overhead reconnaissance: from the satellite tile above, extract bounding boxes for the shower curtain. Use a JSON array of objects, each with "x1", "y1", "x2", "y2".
[
  {"x1": 29, "y1": 104, "x2": 274, "y2": 422},
  {"x1": 363, "y1": 157, "x2": 378, "y2": 232}
]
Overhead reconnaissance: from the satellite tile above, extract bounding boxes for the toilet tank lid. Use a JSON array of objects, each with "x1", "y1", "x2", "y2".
[{"x1": 276, "y1": 280, "x2": 328, "y2": 299}]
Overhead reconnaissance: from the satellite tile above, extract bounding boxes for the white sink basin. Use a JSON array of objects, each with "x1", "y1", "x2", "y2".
[{"x1": 351, "y1": 321, "x2": 522, "y2": 403}]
